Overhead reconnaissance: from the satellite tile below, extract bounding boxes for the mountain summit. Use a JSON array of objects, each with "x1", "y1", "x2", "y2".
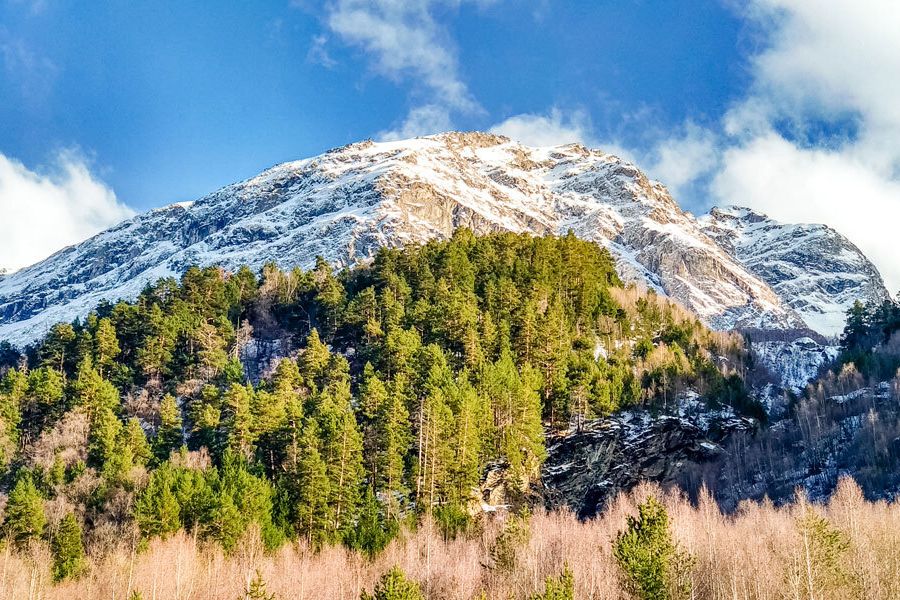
[{"x1": 0, "y1": 132, "x2": 887, "y2": 347}]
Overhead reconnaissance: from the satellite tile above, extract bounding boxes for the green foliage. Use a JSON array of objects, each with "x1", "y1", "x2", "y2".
[
  {"x1": 529, "y1": 566, "x2": 575, "y2": 600},
  {"x1": 2, "y1": 472, "x2": 46, "y2": 548},
  {"x1": 154, "y1": 394, "x2": 183, "y2": 461},
  {"x1": 134, "y1": 455, "x2": 282, "y2": 551},
  {"x1": 347, "y1": 487, "x2": 397, "y2": 558},
  {"x1": 613, "y1": 497, "x2": 694, "y2": 600},
  {"x1": 240, "y1": 570, "x2": 277, "y2": 600},
  {"x1": 490, "y1": 509, "x2": 531, "y2": 573},
  {"x1": 793, "y1": 510, "x2": 862, "y2": 598},
  {"x1": 361, "y1": 566, "x2": 424, "y2": 600},
  {"x1": 0, "y1": 231, "x2": 753, "y2": 555},
  {"x1": 51, "y1": 513, "x2": 86, "y2": 581},
  {"x1": 837, "y1": 298, "x2": 900, "y2": 380}
]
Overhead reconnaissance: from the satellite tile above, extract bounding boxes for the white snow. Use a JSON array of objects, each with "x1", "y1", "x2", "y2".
[{"x1": 0, "y1": 132, "x2": 885, "y2": 364}]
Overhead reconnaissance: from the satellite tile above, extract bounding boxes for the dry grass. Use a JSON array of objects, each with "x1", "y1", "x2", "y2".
[{"x1": 1, "y1": 479, "x2": 899, "y2": 599}]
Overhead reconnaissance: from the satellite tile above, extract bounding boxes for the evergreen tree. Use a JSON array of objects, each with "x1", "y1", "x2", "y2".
[
  {"x1": 313, "y1": 372, "x2": 364, "y2": 538},
  {"x1": 286, "y1": 419, "x2": 332, "y2": 546},
  {"x1": 73, "y1": 357, "x2": 120, "y2": 420},
  {"x1": 374, "y1": 378, "x2": 412, "y2": 517},
  {"x1": 155, "y1": 394, "x2": 184, "y2": 461},
  {"x1": 795, "y1": 510, "x2": 862, "y2": 598},
  {"x1": 51, "y1": 513, "x2": 86, "y2": 581},
  {"x1": 223, "y1": 383, "x2": 257, "y2": 460},
  {"x1": 2, "y1": 472, "x2": 46, "y2": 548},
  {"x1": 348, "y1": 487, "x2": 396, "y2": 558},
  {"x1": 23, "y1": 366, "x2": 64, "y2": 435},
  {"x1": 529, "y1": 566, "x2": 575, "y2": 600},
  {"x1": 361, "y1": 567, "x2": 424, "y2": 600},
  {"x1": 40, "y1": 323, "x2": 76, "y2": 374},
  {"x1": 134, "y1": 463, "x2": 182, "y2": 539},
  {"x1": 241, "y1": 570, "x2": 277, "y2": 600},
  {"x1": 89, "y1": 405, "x2": 123, "y2": 469},
  {"x1": 613, "y1": 496, "x2": 693, "y2": 600},
  {"x1": 93, "y1": 317, "x2": 121, "y2": 377},
  {"x1": 298, "y1": 329, "x2": 331, "y2": 392},
  {"x1": 0, "y1": 369, "x2": 24, "y2": 468},
  {"x1": 479, "y1": 351, "x2": 545, "y2": 492}
]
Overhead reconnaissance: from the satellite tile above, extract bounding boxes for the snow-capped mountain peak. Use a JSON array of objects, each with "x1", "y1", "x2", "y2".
[
  {"x1": 699, "y1": 205, "x2": 890, "y2": 337},
  {"x1": 0, "y1": 133, "x2": 887, "y2": 352}
]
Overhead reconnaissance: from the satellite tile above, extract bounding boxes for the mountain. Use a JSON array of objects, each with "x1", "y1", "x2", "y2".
[
  {"x1": 0, "y1": 132, "x2": 886, "y2": 352},
  {"x1": 699, "y1": 206, "x2": 891, "y2": 337}
]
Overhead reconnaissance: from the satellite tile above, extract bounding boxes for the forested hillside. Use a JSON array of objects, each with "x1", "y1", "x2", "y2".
[
  {"x1": 676, "y1": 296, "x2": 900, "y2": 509},
  {"x1": 0, "y1": 230, "x2": 757, "y2": 568}
]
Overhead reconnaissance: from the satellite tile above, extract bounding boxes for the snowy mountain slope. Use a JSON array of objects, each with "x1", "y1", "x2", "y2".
[
  {"x1": 700, "y1": 206, "x2": 890, "y2": 337},
  {"x1": 0, "y1": 132, "x2": 879, "y2": 349}
]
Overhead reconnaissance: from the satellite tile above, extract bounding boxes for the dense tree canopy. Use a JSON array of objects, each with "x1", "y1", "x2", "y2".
[{"x1": 0, "y1": 231, "x2": 753, "y2": 552}]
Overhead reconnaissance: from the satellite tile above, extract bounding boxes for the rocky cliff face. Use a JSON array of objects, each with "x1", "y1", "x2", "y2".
[
  {"x1": 700, "y1": 206, "x2": 890, "y2": 337},
  {"x1": 0, "y1": 133, "x2": 886, "y2": 359},
  {"x1": 541, "y1": 400, "x2": 756, "y2": 517}
]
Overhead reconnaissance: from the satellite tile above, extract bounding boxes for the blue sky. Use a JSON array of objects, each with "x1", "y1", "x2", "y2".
[
  {"x1": 1, "y1": 0, "x2": 899, "y2": 290},
  {"x1": 1, "y1": 0, "x2": 745, "y2": 210}
]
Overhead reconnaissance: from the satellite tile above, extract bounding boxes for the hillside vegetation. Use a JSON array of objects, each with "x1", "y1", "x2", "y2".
[
  {"x1": 0, "y1": 231, "x2": 757, "y2": 587},
  {"x1": 2, "y1": 480, "x2": 899, "y2": 600}
]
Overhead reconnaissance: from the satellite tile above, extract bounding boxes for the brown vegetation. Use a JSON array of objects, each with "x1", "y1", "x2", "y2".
[{"x1": 2, "y1": 478, "x2": 898, "y2": 599}]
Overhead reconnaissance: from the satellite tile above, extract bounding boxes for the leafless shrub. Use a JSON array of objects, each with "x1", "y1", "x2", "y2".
[{"x1": 1, "y1": 479, "x2": 899, "y2": 599}]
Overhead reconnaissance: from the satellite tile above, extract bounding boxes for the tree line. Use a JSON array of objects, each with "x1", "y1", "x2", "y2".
[{"x1": 0, "y1": 230, "x2": 757, "y2": 578}]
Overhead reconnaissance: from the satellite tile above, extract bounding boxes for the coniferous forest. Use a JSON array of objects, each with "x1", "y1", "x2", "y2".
[{"x1": 1, "y1": 231, "x2": 898, "y2": 599}]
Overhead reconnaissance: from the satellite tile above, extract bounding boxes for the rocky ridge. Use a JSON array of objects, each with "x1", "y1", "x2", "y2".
[{"x1": 0, "y1": 133, "x2": 887, "y2": 383}]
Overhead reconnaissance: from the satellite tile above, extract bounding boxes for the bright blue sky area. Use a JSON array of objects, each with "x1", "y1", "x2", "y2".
[{"x1": 0, "y1": 0, "x2": 749, "y2": 212}]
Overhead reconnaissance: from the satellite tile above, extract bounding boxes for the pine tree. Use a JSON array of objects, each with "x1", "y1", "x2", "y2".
[
  {"x1": 93, "y1": 317, "x2": 121, "y2": 377},
  {"x1": 613, "y1": 496, "x2": 693, "y2": 600},
  {"x1": 73, "y1": 357, "x2": 120, "y2": 420},
  {"x1": 348, "y1": 487, "x2": 395, "y2": 558},
  {"x1": 134, "y1": 463, "x2": 182, "y2": 539},
  {"x1": 40, "y1": 323, "x2": 76, "y2": 374},
  {"x1": 361, "y1": 567, "x2": 424, "y2": 600},
  {"x1": 299, "y1": 329, "x2": 331, "y2": 392},
  {"x1": 479, "y1": 351, "x2": 545, "y2": 492},
  {"x1": 313, "y1": 374, "x2": 364, "y2": 538},
  {"x1": 51, "y1": 513, "x2": 86, "y2": 581},
  {"x1": 288, "y1": 419, "x2": 332, "y2": 546},
  {"x1": 240, "y1": 570, "x2": 276, "y2": 600},
  {"x1": 375, "y1": 379, "x2": 412, "y2": 517},
  {"x1": 795, "y1": 510, "x2": 862, "y2": 598},
  {"x1": 122, "y1": 417, "x2": 152, "y2": 466},
  {"x1": 529, "y1": 566, "x2": 574, "y2": 600},
  {"x1": 224, "y1": 383, "x2": 257, "y2": 460},
  {"x1": 89, "y1": 405, "x2": 123, "y2": 469},
  {"x1": 359, "y1": 363, "x2": 389, "y2": 485},
  {"x1": 22, "y1": 366, "x2": 64, "y2": 435},
  {"x1": 2, "y1": 472, "x2": 46, "y2": 548},
  {"x1": 0, "y1": 369, "x2": 24, "y2": 468},
  {"x1": 155, "y1": 394, "x2": 184, "y2": 461}
]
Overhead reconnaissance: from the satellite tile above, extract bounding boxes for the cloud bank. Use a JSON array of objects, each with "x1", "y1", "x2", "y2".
[
  {"x1": 0, "y1": 152, "x2": 134, "y2": 273},
  {"x1": 707, "y1": 0, "x2": 900, "y2": 293}
]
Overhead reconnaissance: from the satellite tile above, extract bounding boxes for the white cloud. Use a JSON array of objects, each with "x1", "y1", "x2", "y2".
[
  {"x1": 645, "y1": 123, "x2": 719, "y2": 196},
  {"x1": 707, "y1": 0, "x2": 900, "y2": 292},
  {"x1": 632, "y1": 0, "x2": 900, "y2": 293},
  {"x1": 489, "y1": 108, "x2": 595, "y2": 147},
  {"x1": 0, "y1": 151, "x2": 134, "y2": 273},
  {"x1": 322, "y1": 0, "x2": 485, "y2": 138},
  {"x1": 488, "y1": 107, "x2": 641, "y2": 163},
  {"x1": 713, "y1": 133, "x2": 900, "y2": 293},
  {"x1": 377, "y1": 103, "x2": 454, "y2": 141}
]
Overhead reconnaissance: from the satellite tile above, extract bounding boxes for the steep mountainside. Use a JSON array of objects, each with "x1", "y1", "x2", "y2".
[
  {"x1": 0, "y1": 132, "x2": 886, "y2": 348},
  {"x1": 700, "y1": 206, "x2": 890, "y2": 337}
]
